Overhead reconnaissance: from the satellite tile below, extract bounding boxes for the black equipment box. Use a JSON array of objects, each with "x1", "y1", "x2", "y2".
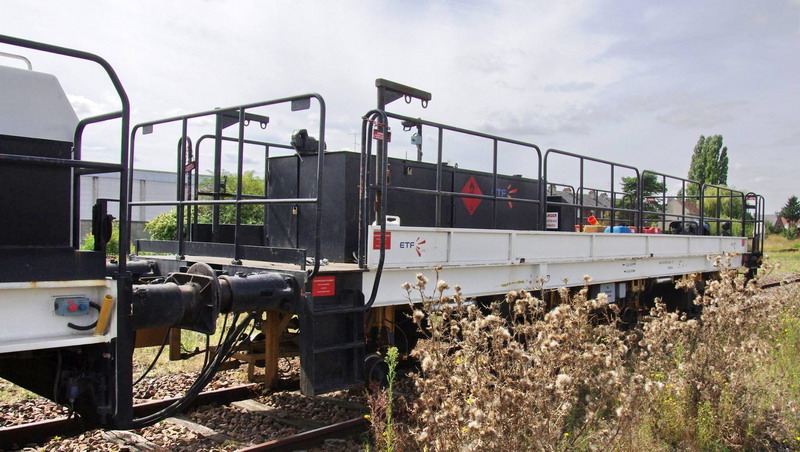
[
  {"x1": 266, "y1": 151, "x2": 542, "y2": 262},
  {"x1": 0, "y1": 135, "x2": 72, "y2": 248},
  {"x1": 0, "y1": 134, "x2": 105, "y2": 282}
]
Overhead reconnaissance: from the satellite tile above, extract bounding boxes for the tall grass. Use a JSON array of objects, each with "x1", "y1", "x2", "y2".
[
  {"x1": 764, "y1": 234, "x2": 800, "y2": 278},
  {"x1": 388, "y1": 259, "x2": 800, "y2": 450}
]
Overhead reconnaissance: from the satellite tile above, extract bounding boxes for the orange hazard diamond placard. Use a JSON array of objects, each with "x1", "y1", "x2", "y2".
[{"x1": 460, "y1": 176, "x2": 482, "y2": 215}]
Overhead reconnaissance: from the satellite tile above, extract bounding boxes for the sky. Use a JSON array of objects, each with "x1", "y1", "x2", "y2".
[{"x1": 1, "y1": 0, "x2": 798, "y2": 213}]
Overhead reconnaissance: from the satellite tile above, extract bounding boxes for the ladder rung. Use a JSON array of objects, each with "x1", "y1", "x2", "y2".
[
  {"x1": 314, "y1": 341, "x2": 364, "y2": 354},
  {"x1": 312, "y1": 306, "x2": 365, "y2": 316}
]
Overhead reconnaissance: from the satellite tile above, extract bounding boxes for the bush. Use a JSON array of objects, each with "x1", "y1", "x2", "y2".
[
  {"x1": 404, "y1": 271, "x2": 634, "y2": 450},
  {"x1": 766, "y1": 222, "x2": 785, "y2": 235},
  {"x1": 632, "y1": 257, "x2": 796, "y2": 449},
  {"x1": 398, "y1": 259, "x2": 800, "y2": 450},
  {"x1": 80, "y1": 221, "x2": 120, "y2": 256},
  {"x1": 144, "y1": 209, "x2": 178, "y2": 241},
  {"x1": 782, "y1": 226, "x2": 798, "y2": 240}
]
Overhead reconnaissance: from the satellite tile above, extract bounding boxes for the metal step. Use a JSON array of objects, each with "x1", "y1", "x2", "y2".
[{"x1": 299, "y1": 274, "x2": 365, "y2": 396}]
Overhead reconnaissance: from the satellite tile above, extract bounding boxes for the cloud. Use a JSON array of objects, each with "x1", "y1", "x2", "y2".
[
  {"x1": 67, "y1": 94, "x2": 111, "y2": 118},
  {"x1": 544, "y1": 81, "x2": 596, "y2": 92},
  {"x1": 656, "y1": 100, "x2": 747, "y2": 128},
  {"x1": 2, "y1": 0, "x2": 798, "y2": 212},
  {"x1": 479, "y1": 102, "x2": 612, "y2": 138}
]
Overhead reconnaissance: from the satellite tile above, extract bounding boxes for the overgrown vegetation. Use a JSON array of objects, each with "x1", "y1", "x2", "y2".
[
  {"x1": 367, "y1": 347, "x2": 403, "y2": 452},
  {"x1": 79, "y1": 221, "x2": 120, "y2": 256},
  {"x1": 199, "y1": 170, "x2": 265, "y2": 225},
  {"x1": 143, "y1": 170, "x2": 266, "y2": 241},
  {"x1": 376, "y1": 259, "x2": 800, "y2": 450},
  {"x1": 144, "y1": 208, "x2": 178, "y2": 241},
  {"x1": 764, "y1": 234, "x2": 800, "y2": 278}
]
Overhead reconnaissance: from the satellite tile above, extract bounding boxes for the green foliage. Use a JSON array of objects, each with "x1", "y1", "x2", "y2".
[
  {"x1": 766, "y1": 222, "x2": 785, "y2": 235},
  {"x1": 701, "y1": 185, "x2": 751, "y2": 236},
  {"x1": 687, "y1": 135, "x2": 729, "y2": 195},
  {"x1": 366, "y1": 346, "x2": 401, "y2": 452},
  {"x1": 80, "y1": 221, "x2": 120, "y2": 256},
  {"x1": 621, "y1": 173, "x2": 667, "y2": 223},
  {"x1": 143, "y1": 171, "x2": 266, "y2": 239},
  {"x1": 144, "y1": 209, "x2": 178, "y2": 240},
  {"x1": 622, "y1": 172, "x2": 667, "y2": 197},
  {"x1": 197, "y1": 170, "x2": 265, "y2": 225},
  {"x1": 782, "y1": 226, "x2": 798, "y2": 240},
  {"x1": 780, "y1": 195, "x2": 800, "y2": 228},
  {"x1": 384, "y1": 347, "x2": 399, "y2": 452}
]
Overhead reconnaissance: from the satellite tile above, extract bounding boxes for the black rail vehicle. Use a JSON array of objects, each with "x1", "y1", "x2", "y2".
[{"x1": 0, "y1": 36, "x2": 765, "y2": 430}]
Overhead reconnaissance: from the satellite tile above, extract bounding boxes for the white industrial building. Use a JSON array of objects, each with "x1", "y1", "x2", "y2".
[{"x1": 78, "y1": 169, "x2": 178, "y2": 241}]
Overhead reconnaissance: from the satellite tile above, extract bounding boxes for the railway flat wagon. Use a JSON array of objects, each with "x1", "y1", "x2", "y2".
[{"x1": 0, "y1": 35, "x2": 765, "y2": 429}]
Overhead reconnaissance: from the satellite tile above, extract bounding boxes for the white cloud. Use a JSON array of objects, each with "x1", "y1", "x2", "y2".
[{"x1": 1, "y1": 0, "x2": 798, "y2": 211}]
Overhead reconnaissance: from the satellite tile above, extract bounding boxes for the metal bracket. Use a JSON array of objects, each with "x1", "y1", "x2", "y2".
[{"x1": 375, "y1": 78, "x2": 432, "y2": 110}]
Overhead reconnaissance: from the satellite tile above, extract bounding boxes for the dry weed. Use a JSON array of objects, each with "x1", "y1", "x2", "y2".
[{"x1": 397, "y1": 257, "x2": 800, "y2": 451}]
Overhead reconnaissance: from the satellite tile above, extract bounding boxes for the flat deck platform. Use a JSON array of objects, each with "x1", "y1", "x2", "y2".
[
  {"x1": 136, "y1": 226, "x2": 748, "y2": 308},
  {"x1": 363, "y1": 226, "x2": 748, "y2": 306}
]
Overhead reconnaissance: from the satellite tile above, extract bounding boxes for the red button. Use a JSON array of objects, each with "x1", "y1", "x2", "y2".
[{"x1": 68, "y1": 302, "x2": 78, "y2": 312}]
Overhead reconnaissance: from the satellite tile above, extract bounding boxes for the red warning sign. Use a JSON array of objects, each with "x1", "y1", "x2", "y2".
[
  {"x1": 373, "y1": 231, "x2": 392, "y2": 250},
  {"x1": 312, "y1": 276, "x2": 336, "y2": 297},
  {"x1": 372, "y1": 129, "x2": 392, "y2": 142},
  {"x1": 460, "y1": 176, "x2": 483, "y2": 215}
]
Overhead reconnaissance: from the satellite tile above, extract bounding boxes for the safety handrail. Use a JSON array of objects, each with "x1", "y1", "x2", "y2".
[
  {"x1": 382, "y1": 111, "x2": 544, "y2": 230},
  {"x1": 744, "y1": 193, "x2": 765, "y2": 255},
  {"x1": 640, "y1": 170, "x2": 703, "y2": 234},
  {"x1": 359, "y1": 110, "x2": 390, "y2": 311},
  {"x1": 699, "y1": 183, "x2": 747, "y2": 237},
  {"x1": 0, "y1": 34, "x2": 131, "y2": 263},
  {"x1": 129, "y1": 94, "x2": 326, "y2": 276},
  {"x1": 0, "y1": 50, "x2": 32, "y2": 70},
  {"x1": 0, "y1": 33, "x2": 133, "y2": 426},
  {"x1": 544, "y1": 148, "x2": 641, "y2": 231}
]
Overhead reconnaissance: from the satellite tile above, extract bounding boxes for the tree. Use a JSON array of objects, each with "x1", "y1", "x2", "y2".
[
  {"x1": 80, "y1": 221, "x2": 120, "y2": 256},
  {"x1": 687, "y1": 135, "x2": 728, "y2": 194},
  {"x1": 197, "y1": 170, "x2": 265, "y2": 225},
  {"x1": 620, "y1": 173, "x2": 667, "y2": 224},
  {"x1": 144, "y1": 209, "x2": 178, "y2": 240},
  {"x1": 621, "y1": 173, "x2": 667, "y2": 198},
  {"x1": 780, "y1": 195, "x2": 800, "y2": 228},
  {"x1": 143, "y1": 170, "x2": 266, "y2": 241}
]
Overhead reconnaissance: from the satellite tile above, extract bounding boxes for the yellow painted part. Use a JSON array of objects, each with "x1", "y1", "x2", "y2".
[
  {"x1": 94, "y1": 294, "x2": 115, "y2": 336},
  {"x1": 582, "y1": 225, "x2": 606, "y2": 233}
]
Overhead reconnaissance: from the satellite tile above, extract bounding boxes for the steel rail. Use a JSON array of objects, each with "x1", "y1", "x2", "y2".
[
  {"x1": 237, "y1": 417, "x2": 369, "y2": 451},
  {"x1": 0, "y1": 384, "x2": 256, "y2": 449},
  {"x1": 759, "y1": 276, "x2": 800, "y2": 290}
]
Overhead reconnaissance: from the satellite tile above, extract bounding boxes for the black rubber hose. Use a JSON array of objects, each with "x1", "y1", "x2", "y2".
[
  {"x1": 128, "y1": 313, "x2": 253, "y2": 429},
  {"x1": 67, "y1": 301, "x2": 101, "y2": 331}
]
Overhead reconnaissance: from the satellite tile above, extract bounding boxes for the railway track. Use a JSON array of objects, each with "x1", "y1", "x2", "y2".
[
  {"x1": 0, "y1": 383, "x2": 369, "y2": 451},
  {"x1": 758, "y1": 275, "x2": 800, "y2": 290}
]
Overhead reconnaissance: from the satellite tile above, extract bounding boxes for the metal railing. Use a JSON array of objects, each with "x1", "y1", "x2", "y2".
[
  {"x1": 699, "y1": 183, "x2": 747, "y2": 237},
  {"x1": 639, "y1": 171, "x2": 703, "y2": 233},
  {"x1": 544, "y1": 149, "x2": 641, "y2": 231},
  {"x1": 359, "y1": 111, "x2": 544, "y2": 258},
  {"x1": 0, "y1": 34, "x2": 131, "y2": 260},
  {"x1": 0, "y1": 33, "x2": 134, "y2": 425},
  {"x1": 129, "y1": 94, "x2": 326, "y2": 275}
]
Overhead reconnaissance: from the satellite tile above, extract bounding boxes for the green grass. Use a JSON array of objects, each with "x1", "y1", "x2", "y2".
[
  {"x1": 764, "y1": 234, "x2": 800, "y2": 279},
  {"x1": 0, "y1": 379, "x2": 38, "y2": 404},
  {"x1": 132, "y1": 317, "x2": 247, "y2": 377}
]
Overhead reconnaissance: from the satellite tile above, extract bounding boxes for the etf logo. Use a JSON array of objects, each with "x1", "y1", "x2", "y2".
[
  {"x1": 399, "y1": 237, "x2": 427, "y2": 257},
  {"x1": 496, "y1": 184, "x2": 518, "y2": 208}
]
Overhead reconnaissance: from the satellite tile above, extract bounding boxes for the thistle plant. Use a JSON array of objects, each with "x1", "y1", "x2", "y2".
[
  {"x1": 399, "y1": 257, "x2": 800, "y2": 451},
  {"x1": 366, "y1": 346, "x2": 402, "y2": 452}
]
